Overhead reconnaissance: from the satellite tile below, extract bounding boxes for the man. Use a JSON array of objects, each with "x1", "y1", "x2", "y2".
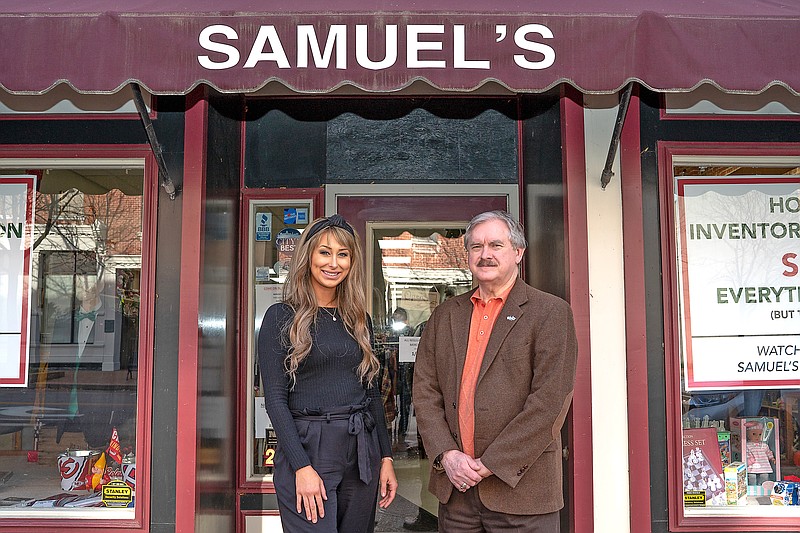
[
  {"x1": 413, "y1": 210, "x2": 578, "y2": 532},
  {"x1": 390, "y1": 307, "x2": 415, "y2": 444}
]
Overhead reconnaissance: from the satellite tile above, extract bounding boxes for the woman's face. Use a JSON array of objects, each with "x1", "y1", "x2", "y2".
[{"x1": 309, "y1": 230, "x2": 351, "y2": 301}]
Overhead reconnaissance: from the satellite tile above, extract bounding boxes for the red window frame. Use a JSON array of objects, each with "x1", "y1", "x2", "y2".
[
  {"x1": 0, "y1": 145, "x2": 157, "y2": 532},
  {"x1": 658, "y1": 141, "x2": 800, "y2": 532},
  {"x1": 236, "y1": 187, "x2": 325, "y2": 493}
]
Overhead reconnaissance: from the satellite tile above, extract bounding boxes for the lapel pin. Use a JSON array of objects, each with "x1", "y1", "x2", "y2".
[{"x1": 506, "y1": 315, "x2": 517, "y2": 321}]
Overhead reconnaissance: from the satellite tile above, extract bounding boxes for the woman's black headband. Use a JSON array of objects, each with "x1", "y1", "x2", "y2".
[{"x1": 304, "y1": 214, "x2": 355, "y2": 241}]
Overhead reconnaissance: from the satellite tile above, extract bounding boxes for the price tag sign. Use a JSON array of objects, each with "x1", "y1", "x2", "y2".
[{"x1": 399, "y1": 336, "x2": 420, "y2": 363}]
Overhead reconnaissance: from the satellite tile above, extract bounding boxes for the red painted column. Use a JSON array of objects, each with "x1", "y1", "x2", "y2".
[
  {"x1": 175, "y1": 87, "x2": 208, "y2": 533},
  {"x1": 561, "y1": 87, "x2": 595, "y2": 533},
  {"x1": 619, "y1": 90, "x2": 653, "y2": 533}
]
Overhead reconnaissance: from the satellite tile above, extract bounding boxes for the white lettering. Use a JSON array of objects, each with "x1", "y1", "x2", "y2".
[
  {"x1": 244, "y1": 26, "x2": 291, "y2": 69},
  {"x1": 197, "y1": 22, "x2": 559, "y2": 72},
  {"x1": 407, "y1": 25, "x2": 446, "y2": 68},
  {"x1": 297, "y1": 25, "x2": 347, "y2": 69},
  {"x1": 198, "y1": 25, "x2": 240, "y2": 70},
  {"x1": 453, "y1": 25, "x2": 490, "y2": 69},
  {"x1": 355, "y1": 25, "x2": 398, "y2": 70},
  {"x1": 513, "y1": 24, "x2": 555, "y2": 70}
]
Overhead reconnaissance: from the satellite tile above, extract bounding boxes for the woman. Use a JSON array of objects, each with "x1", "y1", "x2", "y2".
[{"x1": 258, "y1": 214, "x2": 397, "y2": 532}]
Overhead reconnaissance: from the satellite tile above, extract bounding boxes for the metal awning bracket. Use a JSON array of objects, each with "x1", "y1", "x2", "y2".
[
  {"x1": 130, "y1": 83, "x2": 179, "y2": 200},
  {"x1": 600, "y1": 82, "x2": 634, "y2": 190}
]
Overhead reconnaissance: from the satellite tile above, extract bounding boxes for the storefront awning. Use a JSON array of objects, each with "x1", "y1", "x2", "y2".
[{"x1": 2, "y1": 1, "x2": 800, "y2": 96}]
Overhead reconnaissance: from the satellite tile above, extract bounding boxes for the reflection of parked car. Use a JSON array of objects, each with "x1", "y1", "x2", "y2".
[{"x1": 684, "y1": 390, "x2": 765, "y2": 425}]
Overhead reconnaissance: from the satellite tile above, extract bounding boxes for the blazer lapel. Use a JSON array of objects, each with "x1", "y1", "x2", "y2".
[
  {"x1": 477, "y1": 280, "x2": 528, "y2": 384},
  {"x1": 450, "y1": 292, "x2": 473, "y2": 394}
]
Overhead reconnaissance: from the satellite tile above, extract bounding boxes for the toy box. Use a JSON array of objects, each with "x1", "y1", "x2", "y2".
[
  {"x1": 728, "y1": 417, "x2": 742, "y2": 463},
  {"x1": 682, "y1": 428, "x2": 725, "y2": 505},
  {"x1": 770, "y1": 481, "x2": 799, "y2": 506},
  {"x1": 717, "y1": 431, "x2": 731, "y2": 466},
  {"x1": 724, "y1": 462, "x2": 747, "y2": 505},
  {"x1": 732, "y1": 417, "x2": 780, "y2": 487}
]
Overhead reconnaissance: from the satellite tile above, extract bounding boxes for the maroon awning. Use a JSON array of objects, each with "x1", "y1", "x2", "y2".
[{"x1": 2, "y1": 1, "x2": 800, "y2": 95}]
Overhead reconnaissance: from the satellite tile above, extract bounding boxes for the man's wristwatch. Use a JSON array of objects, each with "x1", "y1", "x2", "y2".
[{"x1": 432, "y1": 453, "x2": 445, "y2": 473}]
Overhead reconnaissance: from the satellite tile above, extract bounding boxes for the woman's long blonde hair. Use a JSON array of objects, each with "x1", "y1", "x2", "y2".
[{"x1": 281, "y1": 218, "x2": 379, "y2": 387}]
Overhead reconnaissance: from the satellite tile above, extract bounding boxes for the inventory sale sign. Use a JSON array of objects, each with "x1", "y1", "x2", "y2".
[
  {"x1": 0, "y1": 176, "x2": 35, "y2": 387},
  {"x1": 677, "y1": 177, "x2": 800, "y2": 390}
]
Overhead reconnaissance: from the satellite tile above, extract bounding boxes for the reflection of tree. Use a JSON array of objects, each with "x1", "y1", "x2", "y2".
[
  {"x1": 32, "y1": 188, "x2": 143, "y2": 349},
  {"x1": 117, "y1": 270, "x2": 140, "y2": 320},
  {"x1": 34, "y1": 189, "x2": 142, "y2": 260},
  {"x1": 692, "y1": 188, "x2": 772, "y2": 288},
  {"x1": 30, "y1": 188, "x2": 143, "y2": 442}
]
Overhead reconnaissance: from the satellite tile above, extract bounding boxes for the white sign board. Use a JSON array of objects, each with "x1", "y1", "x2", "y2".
[
  {"x1": 676, "y1": 177, "x2": 800, "y2": 390},
  {"x1": 0, "y1": 176, "x2": 35, "y2": 387},
  {"x1": 399, "y1": 336, "x2": 420, "y2": 363},
  {"x1": 254, "y1": 284, "x2": 284, "y2": 332},
  {"x1": 254, "y1": 396, "x2": 273, "y2": 436}
]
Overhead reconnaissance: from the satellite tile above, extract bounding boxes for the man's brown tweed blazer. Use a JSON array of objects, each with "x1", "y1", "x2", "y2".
[{"x1": 413, "y1": 278, "x2": 578, "y2": 515}]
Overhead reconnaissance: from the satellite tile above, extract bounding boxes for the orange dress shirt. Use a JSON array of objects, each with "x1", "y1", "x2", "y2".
[{"x1": 458, "y1": 286, "x2": 512, "y2": 458}]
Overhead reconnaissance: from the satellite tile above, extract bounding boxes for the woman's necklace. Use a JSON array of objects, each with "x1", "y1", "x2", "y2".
[{"x1": 320, "y1": 306, "x2": 338, "y2": 321}]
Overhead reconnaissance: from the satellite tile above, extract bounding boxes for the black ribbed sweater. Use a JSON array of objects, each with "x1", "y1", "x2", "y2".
[{"x1": 258, "y1": 303, "x2": 391, "y2": 472}]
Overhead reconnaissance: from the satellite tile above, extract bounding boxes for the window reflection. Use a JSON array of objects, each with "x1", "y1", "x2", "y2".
[
  {"x1": 249, "y1": 201, "x2": 313, "y2": 478},
  {"x1": 370, "y1": 226, "x2": 471, "y2": 531},
  {"x1": 0, "y1": 171, "x2": 143, "y2": 516}
]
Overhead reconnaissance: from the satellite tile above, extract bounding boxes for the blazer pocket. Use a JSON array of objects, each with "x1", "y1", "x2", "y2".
[{"x1": 500, "y1": 340, "x2": 533, "y2": 360}]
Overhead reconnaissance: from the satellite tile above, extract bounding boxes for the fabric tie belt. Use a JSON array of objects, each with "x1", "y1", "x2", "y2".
[{"x1": 291, "y1": 401, "x2": 376, "y2": 484}]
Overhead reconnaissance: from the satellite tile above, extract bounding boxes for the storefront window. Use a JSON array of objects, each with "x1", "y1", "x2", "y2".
[
  {"x1": 671, "y1": 161, "x2": 800, "y2": 516},
  {"x1": 40, "y1": 251, "x2": 98, "y2": 345},
  {"x1": 246, "y1": 196, "x2": 318, "y2": 481},
  {"x1": 0, "y1": 166, "x2": 144, "y2": 518}
]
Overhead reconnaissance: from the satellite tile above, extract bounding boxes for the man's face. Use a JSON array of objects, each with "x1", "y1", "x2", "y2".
[{"x1": 466, "y1": 219, "x2": 524, "y2": 289}]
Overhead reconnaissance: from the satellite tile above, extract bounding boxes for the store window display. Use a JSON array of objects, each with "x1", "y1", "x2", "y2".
[
  {"x1": 0, "y1": 171, "x2": 144, "y2": 518},
  {"x1": 671, "y1": 162, "x2": 800, "y2": 517}
]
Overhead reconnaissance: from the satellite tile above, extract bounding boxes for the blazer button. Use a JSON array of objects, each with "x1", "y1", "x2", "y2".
[
  {"x1": 517, "y1": 470, "x2": 523, "y2": 476},
  {"x1": 452, "y1": 402, "x2": 456, "y2": 409},
  {"x1": 452, "y1": 432, "x2": 458, "y2": 440}
]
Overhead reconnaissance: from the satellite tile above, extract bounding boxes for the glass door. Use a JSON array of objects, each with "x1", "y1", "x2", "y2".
[
  {"x1": 332, "y1": 185, "x2": 517, "y2": 531},
  {"x1": 370, "y1": 222, "x2": 472, "y2": 531}
]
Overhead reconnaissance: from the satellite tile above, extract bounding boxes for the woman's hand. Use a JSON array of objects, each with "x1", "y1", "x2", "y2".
[
  {"x1": 378, "y1": 457, "x2": 398, "y2": 508},
  {"x1": 295, "y1": 465, "x2": 327, "y2": 522}
]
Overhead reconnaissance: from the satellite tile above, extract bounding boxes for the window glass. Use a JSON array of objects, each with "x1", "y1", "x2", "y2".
[
  {"x1": 41, "y1": 252, "x2": 98, "y2": 344},
  {"x1": 244, "y1": 98, "x2": 519, "y2": 189},
  {"x1": 247, "y1": 199, "x2": 315, "y2": 480},
  {"x1": 369, "y1": 225, "x2": 472, "y2": 532},
  {"x1": 0, "y1": 169, "x2": 143, "y2": 518},
  {"x1": 673, "y1": 163, "x2": 800, "y2": 516}
]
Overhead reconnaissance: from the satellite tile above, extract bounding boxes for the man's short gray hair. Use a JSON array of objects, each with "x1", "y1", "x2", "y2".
[{"x1": 464, "y1": 210, "x2": 528, "y2": 250}]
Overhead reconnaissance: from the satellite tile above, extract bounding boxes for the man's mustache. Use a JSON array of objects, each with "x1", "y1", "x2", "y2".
[{"x1": 476, "y1": 259, "x2": 498, "y2": 267}]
